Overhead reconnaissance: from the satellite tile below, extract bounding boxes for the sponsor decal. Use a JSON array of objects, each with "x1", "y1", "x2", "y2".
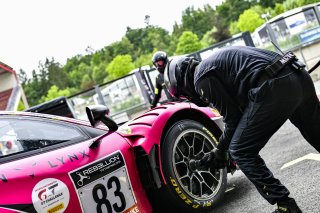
[
  {"x1": 47, "y1": 203, "x2": 64, "y2": 213},
  {"x1": 69, "y1": 151, "x2": 138, "y2": 213},
  {"x1": 69, "y1": 152, "x2": 124, "y2": 189},
  {"x1": 202, "y1": 127, "x2": 218, "y2": 145},
  {"x1": 32, "y1": 178, "x2": 69, "y2": 213},
  {"x1": 124, "y1": 204, "x2": 140, "y2": 213},
  {"x1": 170, "y1": 176, "x2": 214, "y2": 208}
]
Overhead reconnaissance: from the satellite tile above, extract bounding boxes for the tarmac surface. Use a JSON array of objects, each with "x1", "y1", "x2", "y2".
[{"x1": 314, "y1": 79, "x2": 320, "y2": 94}]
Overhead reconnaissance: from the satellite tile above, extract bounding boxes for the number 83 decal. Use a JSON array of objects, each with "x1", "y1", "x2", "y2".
[{"x1": 92, "y1": 176, "x2": 126, "y2": 213}]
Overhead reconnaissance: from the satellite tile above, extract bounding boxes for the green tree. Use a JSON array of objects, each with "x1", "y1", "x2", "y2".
[
  {"x1": 229, "y1": 21, "x2": 241, "y2": 35},
  {"x1": 134, "y1": 52, "x2": 154, "y2": 68},
  {"x1": 216, "y1": 0, "x2": 252, "y2": 24},
  {"x1": 125, "y1": 26, "x2": 171, "y2": 59},
  {"x1": 92, "y1": 64, "x2": 108, "y2": 84},
  {"x1": 296, "y1": 0, "x2": 319, "y2": 6},
  {"x1": 80, "y1": 74, "x2": 95, "y2": 90},
  {"x1": 40, "y1": 85, "x2": 70, "y2": 103},
  {"x1": 106, "y1": 55, "x2": 135, "y2": 81},
  {"x1": 23, "y1": 70, "x2": 42, "y2": 106},
  {"x1": 201, "y1": 27, "x2": 217, "y2": 47},
  {"x1": 271, "y1": 3, "x2": 285, "y2": 17},
  {"x1": 18, "y1": 69, "x2": 28, "y2": 85},
  {"x1": 176, "y1": 31, "x2": 202, "y2": 55},
  {"x1": 107, "y1": 36, "x2": 134, "y2": 58},
  {"x1": 180, "y1": 5, "x2": 215, "y2": 40},
  {"x1": 283, "y1": 0, "x2": 300, "y2": 10},
  {"x1": 237, "y1": 9, "x2": 265, "y2": 33},
  {"x1": 46, "y1": 58, "x2": 68, "y2": 89},
  {"x1": 68, "y1": 62, "x2": 92, "y2": 89}
]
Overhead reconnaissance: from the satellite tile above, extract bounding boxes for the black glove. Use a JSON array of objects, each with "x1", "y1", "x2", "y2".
[
  {"x1": 194, "y1": 148, "x2": 229, "y2": 170},
  {"x1": 212, "y1": 148, "x2": 229, "y2": 169}
]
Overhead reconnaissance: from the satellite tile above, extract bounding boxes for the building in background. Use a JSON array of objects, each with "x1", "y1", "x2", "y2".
[
  {"x1": 252, "y1": 3, "x2": 320, "y2": 80},
  {"x1": 0, "y1": 61, "x2": 28, "y2": 111}
]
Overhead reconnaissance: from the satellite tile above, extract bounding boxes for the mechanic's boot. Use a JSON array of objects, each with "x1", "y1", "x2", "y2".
[{"x1": 272, "y1": 198, "x2": 302, "y2": 213}]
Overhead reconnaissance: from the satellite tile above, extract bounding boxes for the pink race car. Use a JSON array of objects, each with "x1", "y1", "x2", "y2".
[{"x1": 0, "y1": 102, "x2": 236, "y2": 213}]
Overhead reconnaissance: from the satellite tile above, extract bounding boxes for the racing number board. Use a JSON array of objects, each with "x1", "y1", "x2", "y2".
[{"x1": 69, "y1": 151, "x2": 139, "y2": 213}]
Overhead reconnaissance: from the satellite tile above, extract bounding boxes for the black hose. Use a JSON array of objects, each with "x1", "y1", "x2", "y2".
[{"x1": 308, "y1": 59, "x2": 320, "y2": 74}]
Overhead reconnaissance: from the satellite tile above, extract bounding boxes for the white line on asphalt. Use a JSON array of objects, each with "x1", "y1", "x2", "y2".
[{"x1": 281, "y1": 153, "x2": 320, "y2": 170}]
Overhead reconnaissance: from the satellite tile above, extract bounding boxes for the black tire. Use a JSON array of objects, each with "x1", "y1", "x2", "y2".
[{"x1": 157, "y1": 119, "x2": 227, "y2": 213}]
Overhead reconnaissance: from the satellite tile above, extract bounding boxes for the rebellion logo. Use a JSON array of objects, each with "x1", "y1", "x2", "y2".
[
  {"x1": 76, "y1": 172, "x2": 90, "y2": 186},
  {"x1": 69, "y1": 151, "x2": 125, "y2": 189},
  {"x1": 82, "y1": 154, "x2": 120, "y2": 176}
]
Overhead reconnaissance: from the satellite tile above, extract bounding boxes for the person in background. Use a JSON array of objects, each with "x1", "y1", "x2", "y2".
[
  {"x1": 150, "y1": 51, "x2": 177, "y2": 108},
  {"x1": 3, "y1": 140, "x2": 19, "y2": 155},
  {"x1": 164, "y1": 46, "x2": 320, "y2": 213}
]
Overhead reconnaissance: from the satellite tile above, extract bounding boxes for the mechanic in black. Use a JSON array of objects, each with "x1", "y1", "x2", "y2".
[
  {"x1": 150, "y1": 51, "x2": 176, "y2": 108},
  {"x1": 164, "y1": 46, "x2": 320, "y2": 213}
]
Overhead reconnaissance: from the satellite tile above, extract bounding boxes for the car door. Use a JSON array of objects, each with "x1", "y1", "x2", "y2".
[
  {"x1": 0, "y1": 116, "x2": 92, "y2": 213},
  {"x1": 0, "y1": 115, "x2": 147, "y2": 213}
]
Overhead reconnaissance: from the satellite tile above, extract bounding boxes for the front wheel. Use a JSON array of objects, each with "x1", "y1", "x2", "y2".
[{"x1": 158, "y1": 119, "x2": 227, "y2": 212}]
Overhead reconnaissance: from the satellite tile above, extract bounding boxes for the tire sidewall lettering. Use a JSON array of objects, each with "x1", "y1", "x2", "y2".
[
  {"x1": 169, "y1": 177, "x2": 213, "y2": 208},
  {"x1": 202, "y1": 127, "x2": 219, "y2": 145}
]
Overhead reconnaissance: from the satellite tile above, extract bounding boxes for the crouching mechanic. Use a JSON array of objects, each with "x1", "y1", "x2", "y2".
[{"x1": 164, "y1": 46, "x2": 320, "y2": 213}]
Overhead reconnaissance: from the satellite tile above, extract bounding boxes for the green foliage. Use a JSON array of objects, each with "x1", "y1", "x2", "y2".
[
  {"x1": 216, "y1": 0, "x2": 253, "y2": 24},
  {"x1": 108, "y1": 37, "x2": 134, "y2": 58},
  {"x1": 271, "y1": 3, "x2": 285, "y2": 17},
  {"x1": 296, "y1": 0, "x2": 320, "y2": 6},
  {"x1": 68, "y1": 62, "x2": 92, "y2": 89},
  {"x1": 229, "y1": 21, "x2": 241, "y2": 35},
  {"x1": 237, "y1": 9, "x2": 265, "y2": 33},
  {"x1": 112, "y1": 96, "x2": 141, "y2": 113},
  {"x1": 180, "y1": 5, "x2": 215, "y2": 40},
  {"x1": 17, "y1": 100, "x2": 26, "y2": 111},
  {"x1": 175, "y1": 31, "x2": 202, "y2": 55},
  {"x1": 92, "y1": 64, "x2": 108, "y2": 85},
  {"x1": 134, "y1": 53, "x2": 154, "y2": 68},
  {"x1": 105, "y1": 55, "x2": 135, "y2": 81},
  {"x1": 125, "y1": 26, "x2": 171, "y2": 59},
  {"x1": 257, "y1": 0, "x2": 285, "y2": 8},
  {"x1": 40, "y1": 85, "x2": 70, "y2": 103},
  {"x1": 46, "y1": 58, "x2": 68, "y2": 89},
  {"x1": 201, "y1": 27, "x2": 217, "y2": 47},
  {"x1": 80, "y1": 74, "x2": 95, "y2": 90},
  {"x1": 283, "y1": 0, "x2": 300, "y2": 10},
  {"x1": 23, "y1": 58, "x2": 68, "y2": 106},
  {"x1": 18, "y1": 69, "x2": 28, "y2": 85}
]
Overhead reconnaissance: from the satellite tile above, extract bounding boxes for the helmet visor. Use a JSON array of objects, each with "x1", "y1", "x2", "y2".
[{"x1": 155, "y1": 60, "x2": 165, "y2": 68}]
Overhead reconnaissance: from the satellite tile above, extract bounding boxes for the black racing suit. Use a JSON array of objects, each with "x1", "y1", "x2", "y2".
[
  {"x1": 194, "y1": 46, "x2": 320, "y2": 204},
  {"x1": 151, "y1": 73, "x2": 176, "y2": 108}
]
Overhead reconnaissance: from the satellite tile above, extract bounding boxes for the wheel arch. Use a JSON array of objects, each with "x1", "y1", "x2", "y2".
[
  {"x1": 128, "y1": 105, "x2": 223, "y2": 189},
  {"x1": 160, "y1": 109, "x2": 223, "y2": 146}
]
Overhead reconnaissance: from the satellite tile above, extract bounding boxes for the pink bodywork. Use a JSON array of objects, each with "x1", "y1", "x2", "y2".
[{"x1": 0, "y1": 103, "x2": 221, "y2": 213}]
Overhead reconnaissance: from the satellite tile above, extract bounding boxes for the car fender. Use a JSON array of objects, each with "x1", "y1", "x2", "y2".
[
  {"x1": 118, "y1": 102, "x2": 222, "y2": 153},
  {"x1": 117, "y1": 102, "x2": 223, "y2": 186}
]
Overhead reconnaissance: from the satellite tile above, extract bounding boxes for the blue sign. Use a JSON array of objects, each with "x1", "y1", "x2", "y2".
[{"x1": 299, "y1": 26, "x2": 320, "y2": 43}]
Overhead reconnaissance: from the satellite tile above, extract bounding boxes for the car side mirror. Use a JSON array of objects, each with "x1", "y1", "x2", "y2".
[{"x1": 85, "y1": 105, "x2": 118, "y2": 131}]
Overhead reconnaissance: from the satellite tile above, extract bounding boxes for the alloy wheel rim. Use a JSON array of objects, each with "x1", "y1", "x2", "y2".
[{"x1": 172, "y1": 129, "x2": 223, "y2": 201}]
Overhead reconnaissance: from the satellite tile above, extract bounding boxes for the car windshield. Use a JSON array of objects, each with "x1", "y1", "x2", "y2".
[{"x1": 0, "y1": 118, "x2": 86, "y2": 157}]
